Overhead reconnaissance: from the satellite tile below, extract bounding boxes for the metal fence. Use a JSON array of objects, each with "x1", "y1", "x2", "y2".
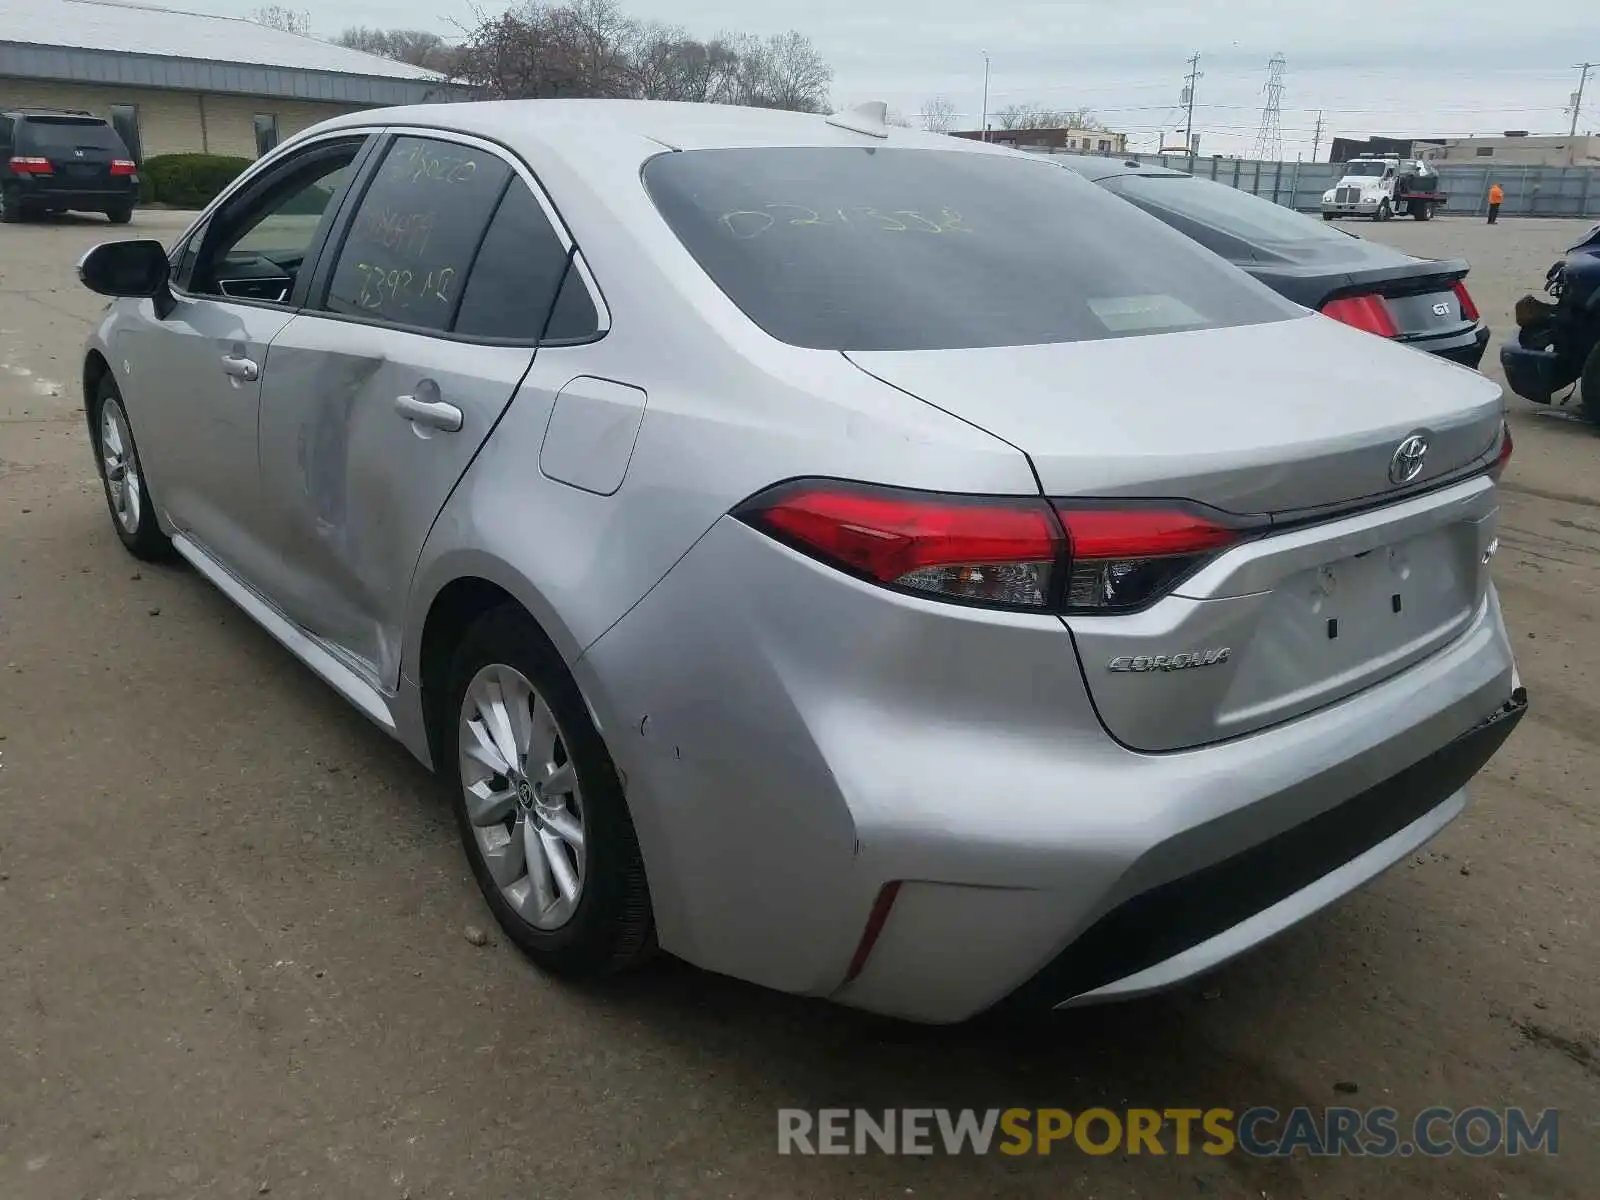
[{"x1": 1068, "y1": 152, "x2": 1600, "y2": 219}]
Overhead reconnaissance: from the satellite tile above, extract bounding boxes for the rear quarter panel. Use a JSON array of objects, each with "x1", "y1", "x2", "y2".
[{"x1": 401, "y1": 131, "x2": 1036, "y2": 678}]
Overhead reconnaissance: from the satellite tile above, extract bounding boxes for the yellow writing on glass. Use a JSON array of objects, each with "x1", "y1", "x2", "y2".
[
  {"x1": 350, "y1": 261, "x2": 457, "y2": 312},
  {"x1": 353, "y1": 206, "x2": 436, "y2": 259},
  {"x1": 389, "y1": 141, "x2": 479, "y2": 186},
  {"x1": 718, "y1": 205, "x2": 973, "y2": 239}
]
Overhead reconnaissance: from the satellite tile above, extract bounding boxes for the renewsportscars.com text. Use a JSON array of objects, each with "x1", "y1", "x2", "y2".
[{"x1": 777, "y1": 1106, "x2": 1559, "y2": 1158}]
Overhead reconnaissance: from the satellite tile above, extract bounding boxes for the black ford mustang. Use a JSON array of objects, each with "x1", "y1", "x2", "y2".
[{"x1": 1056, "y1": 155, "x2": 1489, "y2": 369}]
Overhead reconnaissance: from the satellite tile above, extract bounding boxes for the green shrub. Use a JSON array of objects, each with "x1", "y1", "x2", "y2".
[{"x1": 140, "y1": 153, "x2": 252, "y2": 209}]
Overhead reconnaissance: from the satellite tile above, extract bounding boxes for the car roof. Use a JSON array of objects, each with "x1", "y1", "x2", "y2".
[
  {"x1": 5, "y1": 109, "x2": 108, "y2": 120},
  {"x1": 303, "y1": 99, "x2": 1024, "y2": 162},
  {"x1": 1051, "y1": 152, "x2": 1190, "y2": 183}
]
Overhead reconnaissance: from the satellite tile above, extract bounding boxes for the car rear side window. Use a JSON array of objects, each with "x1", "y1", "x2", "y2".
[
  {"x1": 453, "y1": 180, "x2": 598, "y2": 341},
  {"x1": 642, "y1": 147, "x2": 1298, "y2": 351},
  {"x1": 324, "y1": 135, "x2": 512, "y2": 332}
]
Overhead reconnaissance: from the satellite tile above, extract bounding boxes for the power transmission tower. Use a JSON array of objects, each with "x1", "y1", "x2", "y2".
[
  {"x1": 1251, "y1": 53, "x2": 1286, "y2": 161},
  {"x1": 1180, "y1": 52, "x2": 1202, "y2": 157},
  {"x1": 1311, "y1": 110, "x2": 1324, "y2": 162},
  {"x1": 1569, "y1": 63, "x2": 1594, "y2": 137}
]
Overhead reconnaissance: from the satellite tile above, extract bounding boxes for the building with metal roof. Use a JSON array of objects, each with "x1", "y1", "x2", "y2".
[{"x1": 0, "y1": 0, "x2": 473, "y2": 161}]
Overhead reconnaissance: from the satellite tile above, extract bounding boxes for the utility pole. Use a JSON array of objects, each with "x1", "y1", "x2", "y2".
[
  {"x1": 1569, "y1": 63, "x2": 1594, "y2": 138},
  {"x1": 1181, "y1": 52, "x2": 1202, "y2": 159},
  {"x1": 979, "y1": 50, "x2": 991, "y2": 142},
  {"x1": 1311, "y1": 110, "x2": 1324, "y2": 162}
]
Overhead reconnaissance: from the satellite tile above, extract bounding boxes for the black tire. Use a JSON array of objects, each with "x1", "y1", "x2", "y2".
[
  {"x1": 1413, "y1": 200, "x2": 1433, "y2": 221},
  {"x1": 442, "y1": 604, "x2": 654, "y2": 978},
  {"x1": 106, "y1": 204, "x2": 133, "y2": 225},
  {"x1": 90, "y1": 375, "x2": 173, "y2": 561},
  {"x1": 1375, "y1": 199, "x2": 1393, "y2": 222},
  {"x1": 1322, "y1": 212, "x2": 1336, "y2": 221},
  {"x1": 1582, "y1": 343, "x2": 1600, "y2": 427},
  {"x1": 0, "y1": 186, "x2": 26, "y2": 223}
]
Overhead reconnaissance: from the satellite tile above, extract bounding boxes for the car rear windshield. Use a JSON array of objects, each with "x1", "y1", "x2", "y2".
[
  {"x1": 20, "y1": 118, "x2": 125, "y2": 153},
  {"x1": 642, "y1": 147, "x2": 1299, "y2": 351},
  {"x1": 1104, "y1": 173, "x2": 1358, "y2": 247}
]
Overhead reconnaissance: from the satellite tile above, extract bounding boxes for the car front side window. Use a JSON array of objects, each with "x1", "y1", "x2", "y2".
[{"x1": 188, "y1": 139, "x2": 364, "y2": 306}]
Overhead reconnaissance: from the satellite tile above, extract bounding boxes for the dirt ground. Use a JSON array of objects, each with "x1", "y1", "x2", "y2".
[{"x1": 1, "y1": 208, "x2": 1596, "y2": 1200}]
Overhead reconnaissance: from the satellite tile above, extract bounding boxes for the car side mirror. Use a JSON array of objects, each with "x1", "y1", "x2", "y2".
[{"x1": 77, "y1": 240, "x2": 173, "y2": 308}]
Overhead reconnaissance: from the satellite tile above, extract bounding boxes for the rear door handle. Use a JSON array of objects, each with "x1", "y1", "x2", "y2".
[
  {"x1": 395, "y1": 392, "x2": 463, "y2": 433},
  {"x1": 220, "y1": 354, "x2": 259, "y2": 382}
]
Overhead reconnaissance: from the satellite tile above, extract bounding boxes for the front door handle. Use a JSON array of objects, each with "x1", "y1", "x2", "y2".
[
  {"x1": 395, "y1": 392, "x2": 463, "y2": 433},
  {"x1": 220, "y1": 354, "x2": 259, "y2": 382}
]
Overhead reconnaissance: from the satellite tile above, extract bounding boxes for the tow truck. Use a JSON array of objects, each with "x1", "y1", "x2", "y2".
[{"x1": 1321, "y1": 154, "x2": 1448, "y2": 222}]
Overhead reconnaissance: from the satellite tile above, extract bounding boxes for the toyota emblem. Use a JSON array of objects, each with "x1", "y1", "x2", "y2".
[{"x1": 1388, "y1": 434, "x2": 1429, "y2": 485}]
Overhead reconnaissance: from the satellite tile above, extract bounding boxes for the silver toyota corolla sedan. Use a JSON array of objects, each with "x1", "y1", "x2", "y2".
[{"x1": 75, "y1": 100, "x2": 1526, "y2": 1024}]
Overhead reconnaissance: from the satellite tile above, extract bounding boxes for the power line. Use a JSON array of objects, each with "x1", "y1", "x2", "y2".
[{"x1": 984, "y1": 65, "x2": 1576, "y2": 101}]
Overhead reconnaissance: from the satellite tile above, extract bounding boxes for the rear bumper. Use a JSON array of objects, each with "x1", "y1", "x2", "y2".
[
  {"x1": 6, "y1": 177, "x2": 136, "y2": 208},
  {"x1": 577, "y1": 515, "x2": 1522, "y2": 1024},
  {"x1": 1401, "y1": 323, "x2": 1490, "y2": 370},
  {"x1": 1003, "y1": 687, "x2": 1525, "y2": 1011}
]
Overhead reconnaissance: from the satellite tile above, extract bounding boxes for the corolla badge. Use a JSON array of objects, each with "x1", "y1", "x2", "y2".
[
  {"x1": 1389, "y1": 434, "x2": 1429, "y2": 485},
  {"x1": 1109, "y1": 648, "x2": 1231, "y2": 673}
]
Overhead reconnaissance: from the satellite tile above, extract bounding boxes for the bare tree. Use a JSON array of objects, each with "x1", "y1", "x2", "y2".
[
  {"x1": 996, "y1": 102, "x2": 1107, "y2": 131},
  {"x1": 919, "y1": 95, "x2": 956, "y2": 133},
  {"x1": 337, "y1": 27, "x2": 459, "y2": 73},
  {"x1": 564, "y1": 0, "x2": 636, "y2": 97},
  {"x1": 626, "y1": 24, "x2": 737, "y2": 102},
  {"x1": 454, "y1": 4, "x2": 588, "y2": 99},
  {"x1": 751, "y1": 30, "x2": 831, "y2": 113},
  {"x1": 1057, "y1": 106, "x2": 1108, "y2": 131},
  {"x1": 884, "y1": 106, "x2": 913, "y2": 128},
  {"x1": 249, "y1": 4, "x2": 310, "y2": 35},
  {"x1": 456, "y1": 4, "x2": 832, "y2": 111}
]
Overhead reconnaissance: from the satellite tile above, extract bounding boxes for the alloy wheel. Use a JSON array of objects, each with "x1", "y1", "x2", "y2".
[
  {"x1": 100, "y1": 398, "x2": 143, "y2": 534},
  {"x1": 457, "y1": 664, "x2": 588, "y2": 930}
]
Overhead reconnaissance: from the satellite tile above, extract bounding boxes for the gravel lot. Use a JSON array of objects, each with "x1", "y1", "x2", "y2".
[{"x1": 1, "y1": 209, "x2": 1596, "y2": 1199}]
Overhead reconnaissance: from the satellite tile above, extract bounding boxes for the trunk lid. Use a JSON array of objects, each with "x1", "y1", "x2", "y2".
[
  {"x1": 1327, "y1": 257, "x2": 1477, "y2": 344},
  {"x1": 845, "y1": 313, "x2": 1502, "y2": 516},
  {"x1": 846, "y1": 315, "x2": 1506, "y2": 750}
]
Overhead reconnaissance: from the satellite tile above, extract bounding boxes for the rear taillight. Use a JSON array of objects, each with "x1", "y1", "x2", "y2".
[
  {"x1": 1320, "y1": 293, "x2": 1399, "y2": 337},
  {"x1": 741, "y1": 481, "x2": 1060, "y2": 607},
  {"x1": 8, "y1": 156, "x2": 52, "y2": 175},
  {"x1": 1452, "y1": 279, "x2": 1480, "y2": 323},
  {"x1": 1055, "y1": 506, "x2": 1243, "y2": 611},
  {"x1": 1490, "y1": 421, "x2": 1512, "y2": 481},
  {"x1": 110, "y1": 159, "x2": 137, "y2": 176},
  {"x1": 735, "y1": 481, "x2": 1249, "y2": 613}
]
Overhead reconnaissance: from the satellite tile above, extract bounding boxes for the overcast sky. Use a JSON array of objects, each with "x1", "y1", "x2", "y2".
[{"x1": 219, "y1": 0, "x2": 1597, "y2": 159}]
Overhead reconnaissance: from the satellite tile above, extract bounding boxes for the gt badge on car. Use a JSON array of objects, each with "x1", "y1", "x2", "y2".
[{"x1": 1109, "y1": 649, "x2": 1232, "y2": 672}]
